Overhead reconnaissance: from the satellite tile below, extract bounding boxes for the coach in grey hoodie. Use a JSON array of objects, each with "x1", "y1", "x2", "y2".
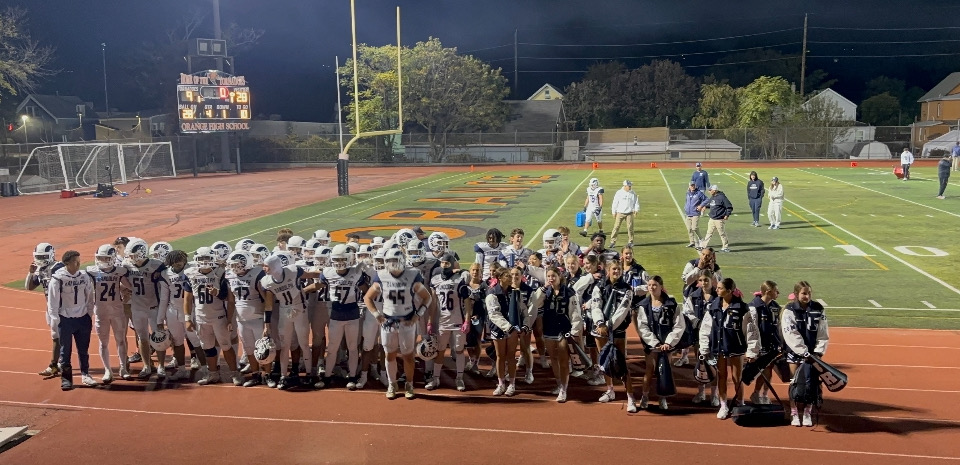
[
  {"x1": 698, "y1": 185, "x2": 733, "y2": 252},
  {"x1": 746, "y1": 171, "x2": 765, "y2": 227}
]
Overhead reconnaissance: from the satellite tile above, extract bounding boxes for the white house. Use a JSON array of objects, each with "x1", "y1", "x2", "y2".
[{"x1": 804, "y1": 88, "x2": 857, "y2": 122}]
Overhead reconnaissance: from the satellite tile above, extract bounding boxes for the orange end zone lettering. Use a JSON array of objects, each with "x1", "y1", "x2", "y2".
[
  {"x1": 417, "y1": 196, "x2": 517, "y2": 206},
  {"x1": 368, "y1": 209, "x2": 495, "y2": 221},
  {"x1": 329, "y1": 226, "x2": 467, "y2": 244}
]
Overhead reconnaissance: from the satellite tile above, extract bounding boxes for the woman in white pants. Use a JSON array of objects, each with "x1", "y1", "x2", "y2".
[{"x1": 767, "y1": 177, "x2": 784, "y2": 229}]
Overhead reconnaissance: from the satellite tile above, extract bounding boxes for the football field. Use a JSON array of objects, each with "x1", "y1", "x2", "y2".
[{"x1": 17, "y1": 162, "x2": 954, "y2": 329}]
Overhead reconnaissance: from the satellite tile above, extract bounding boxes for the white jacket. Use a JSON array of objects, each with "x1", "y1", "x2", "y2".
[
  {"x1": 901, "y1": 150, "x2": 914, "y2": 165},
  {"x1": 610, "y1": 188, "x2": 640, "y2": 215},
  {"x1": 768, "y1": 183, "x2": 784, "y2": 202}
]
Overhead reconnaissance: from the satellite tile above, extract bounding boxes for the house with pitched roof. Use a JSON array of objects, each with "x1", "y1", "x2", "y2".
[
  {"x1": 15, "y1": 94, "x2": 96, "y2": 142},
  {"x1": 527, "y1": 83, "x2": 563, "y2": 101},
  {"x1": 913, "y1": 72, "x2": 960, "y2": 147}
]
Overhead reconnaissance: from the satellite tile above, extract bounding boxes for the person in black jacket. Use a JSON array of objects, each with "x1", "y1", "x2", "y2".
[
  {"x1": 746, "y1": 171, "x2": 765, "y2": 227},
  {"x1": 698, "y1": 185, "x2": 733, "y2": 253},
  {"x1": 938, "y1": 155, "x2": 951, "y2": 199},
  {"x1": 747, "y1": 280, "x2": 781, "y2": 404}
]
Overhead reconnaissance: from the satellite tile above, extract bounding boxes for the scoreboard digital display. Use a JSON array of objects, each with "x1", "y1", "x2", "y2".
[{"x1": 177, "y1": 71, "x2": 251, "y2": 133}]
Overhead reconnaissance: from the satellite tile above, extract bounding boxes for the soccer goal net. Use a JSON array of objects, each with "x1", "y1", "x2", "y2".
[{"x1": 14, "y1": 142, "x2": 176, "y2": 194}]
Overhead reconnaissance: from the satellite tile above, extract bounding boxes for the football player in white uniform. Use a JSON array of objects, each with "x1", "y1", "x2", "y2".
[
  {"x1": 312, "y1": 245, "x2": 369, "y2": 389},
  {"x1": 580, "y1": 177, "x2": 605, "y2": 237},
  {"x1": 123, "y1": 238, "x2": 171, "y2": 379},
  {"x1": 86, "y1": 244, "x2": 132, "y2": 383},
  {"x1": 306, "y1": 244, "x2": 332, "y2": 378},
  {"x1": 363, "y1": 248, "x2": 433, "y2": 400},
  {"x1": 160, "y1": 249, "x2": 196, "y2": 379},
  {"x1": 426, "y1": 253, "x2": 471, "y2": 392},
  {"x1": 260, "y1": 254, "x2": 322, "y2": 389},
  {"x1": 287, "y1": 235, "x2": 307, "y2": 261},
  {"x1": 235, "y1": 238, "x2": 257, "y2": 252},
  {"x1": 184, "y1": 247, "x2": 242, "y2": 386},
  {"x1": 474, "y1": 228, "x2": 506, "y2": 281},
  {"x1": 226, "y1": 250, "x2": 267, "y2": 387},
  {"x1": 356, "y1": 245, "x2": 382, "y2": 389},
  {"x1": 27, "y1": 242, "x2": 65, "y2": 378},
  {"x1": 312, "y1": 229, "x2": 331, "y2": 247}
]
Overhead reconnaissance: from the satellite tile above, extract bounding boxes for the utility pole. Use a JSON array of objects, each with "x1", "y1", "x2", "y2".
[
  {"x1": 102, "y1": 43, "x2": 110, "y2": 117},
  {"x1": 800, "y1": 13, "x2": 808, "y2": 97},
  {"x1": 212, "y1": 0, "x2": 231, "y2": 171},
  {"x1": 514, "y1": 28, "x2": 518, "y2": 98}
]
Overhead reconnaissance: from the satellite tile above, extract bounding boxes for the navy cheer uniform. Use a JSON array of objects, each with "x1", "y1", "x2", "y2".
[
  {"x1": 636, "y1": 294, "x2": 686, "y2": 353},
  {"x1": 698, "y1": 296, "x2": 759, "y2": 358},
  {"x1": 748, "y1": 295, "x2": 782, "y2": 355},
  {"x1": 532, "y1": 285, "x2": 581, "y2": 340},
  {"x1": 589, "y1": 280, "x2": 633, "y2": 339},
  {"x1": 780, "y1": 301, "x2": 829, "y2": 364}
]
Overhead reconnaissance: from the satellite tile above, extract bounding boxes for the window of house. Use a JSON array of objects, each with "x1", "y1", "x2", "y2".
[
  {"x1": 25, "y1": 106, "x2": 39, "y2": 117},
  {"x1": 544, "y1": 89, "x2": 551, "y2": 100},
  {"x1": 855, "y1": 130, "x2": 864, "y2": 142},
  {"x1": 938, "y1": 103, "x2": 942, "y2": 117}
]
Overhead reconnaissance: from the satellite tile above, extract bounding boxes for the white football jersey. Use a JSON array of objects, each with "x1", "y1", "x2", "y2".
[
  {"x1": 184, "y1": 266, "x2": 229, "y2": 324},
  {"x1": 124, "y1": 258, "x2": 167, "y2": 310},
  {"x1": 474, "y1": 242, "x2": 506, "y2": 280},
  {"x1": 161, "y1": 267, "x2": 189, "y2": 316},
  {"x1": 259, "y1": 265, "x2": 307, "y2": 314},
  {"x1": 321, "y1": 266, "x2": 369, "y2": 321},
  {"x1": 85, "y1": 265, "x2": 129, "y2": 314},
  {"x1": 430, "y1": 273, "x2": 470, "y2": 330},
  {"x1": 374, "y1": 268, "x2": 422, "y2": 317},
  {"x1": 586, "y1": 185, "x2": 604, "y2": 206},
  {"x1": 228, "y1": 269, "x2": 266, "y2": 321}
]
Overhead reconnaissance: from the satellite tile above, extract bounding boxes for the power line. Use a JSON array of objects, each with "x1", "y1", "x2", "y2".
[
  {"x1": 809, "y1": 52, "x2": 960, "y2": 58},
  {"x1": 809, "y1": 39, "x2": 960, "y2": 45},
  {"x1": 515, "y1": 13, "x2": 806, "y2": 32},
  {"x1": 518, "y1": 28, "x2": 801, "y2": 48},
  {"x1": 517, "y1": 55, "x2": 799, "y2": 73},
  {"x1": 810, "y1": 25, "x2": 960, "y2": 31},
  {"x1": 516, "y1": 42, "x2": 800, "y2": 61},
  {"x1": 461, "y1": 44, "x2": 513, "y2": 54}
]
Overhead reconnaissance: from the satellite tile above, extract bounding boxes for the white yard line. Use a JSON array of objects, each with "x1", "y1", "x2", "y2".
[
  {"x1": 826, "y1": 306, "x2": 960, "y2": 312},
  {"x1": 799, "y1": 169, "x2": 960, "y2": 220},
  {"x1": 922, "y1": 301, "x2": 937, "y2": 309},
  {"x1": 524, "y1": 171, "x2": 594, "y2": 249},
  {"x1": 868, "y1": 299, "x2": 883, "y2": 308},
  {"x1": 816, "y1": 298, "x2": 828, "y2": 306}
]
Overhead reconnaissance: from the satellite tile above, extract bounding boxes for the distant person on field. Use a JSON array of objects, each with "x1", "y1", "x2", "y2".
[
  {"x1": 767, "y1": 177, "x2": 784, "y2": 229},
  {"x1": 951, "y1": 142, "x2": 960, "y2": 171},
  {"x1": 608, "y1": 180, "x2": 640, "y2": 248},
  {"x1": 746, "y1": 171, "x2": 765, "y2": 227},
  {"x1": 684, "y1": 181, "x2": 707, "y2": 248},
  {"x1": 938, "y1": 155, "x2": 951, "y2": 199},
  {"x1": 691, "y1": 162, "x2": 710, "y2": 192},
  {"x1": 698, "y1": 185, "x2": 733, "y2": 253},
  {"x1": 580, "y1": 178, "x2": 604, "y2": 237},
  {"x1": 900, "y1": 147, "x2": 914, "y2": 181}
]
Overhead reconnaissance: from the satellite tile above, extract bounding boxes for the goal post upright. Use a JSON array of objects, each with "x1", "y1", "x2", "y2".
[{"x1": 337, "y1": 2, "x2": 403, "y2": 196}]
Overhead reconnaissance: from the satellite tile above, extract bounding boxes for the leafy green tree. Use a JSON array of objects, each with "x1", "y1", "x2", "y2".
[
  {"x1": 692, "y1": 83, "x2": 739, "y2": 129},
  {"x1": 860, "y1": 92, "x2": 901, "y2": 126}
]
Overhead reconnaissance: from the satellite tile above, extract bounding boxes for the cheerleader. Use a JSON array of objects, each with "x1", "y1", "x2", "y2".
[
  {"x1": 748, "y1": 281, "x2": 782, "y2": 404},
  {"x1": 590, "y1": 260, "x2": 636, "y2": 412},
  {"x1": 509, "y1": 267, "x2": 539, "y2": 384},
  {"x1": 485, "y1": 268, "x2": 535, "y2": 396},
  {"x1": 568, "y1": 254, "x2": 605, "y2": 385},
  {"x1": 698, "y1": 277, "x2": 759, "y2": 419},
  {"x1": 530, "y1": 267, "x2": 582, "y2": 402},
  {"x1": 681, "y1": 269, "x2": 717, "y2": 404},
  {"x1": 636, "y1": 276, "x2": 685, "y2": 410},
  {"x1": 781, "y1": 281, "x2": 829, "y2": 427}
]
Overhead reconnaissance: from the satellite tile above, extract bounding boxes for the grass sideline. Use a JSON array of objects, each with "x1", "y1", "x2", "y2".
[{"x1": 9, "y1": 165, "x2": 960, "y2": 329}]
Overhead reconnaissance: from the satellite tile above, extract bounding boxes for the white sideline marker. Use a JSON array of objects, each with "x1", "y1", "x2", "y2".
[
  {"x1": 868, "y1": 300, "x2": 882, "y2": 308},
  {"x1": 797, "y1": 247, "x2": 825, "y2": 250},
  {"x1": 817, "y1": 299, "x2": 828, "y2": 306},
  {"x1": 897, "y1": 214, "x2": 904, "y2": 217},
  {"x1": 869, "y1": 214, "x2": 876, "y2": 217},
  {"x1": 922, "y1": 301, "x2": 937, "y2": 309},
  {"x1": 927, "y1": 215, "x2": 934, "y2": 218},
  {"x1": 841, "y1": 214, "x2": 847, "y2": 216}
]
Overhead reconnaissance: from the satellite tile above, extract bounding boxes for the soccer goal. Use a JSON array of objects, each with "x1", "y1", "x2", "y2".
[{"x1": 14, "y1": 142, "x2": 176, "y2": 194}]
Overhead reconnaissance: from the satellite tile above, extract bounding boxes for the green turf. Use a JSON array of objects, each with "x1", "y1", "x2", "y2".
[{"x1": 11, "y1": 165, "x2": 960, "y2": 329}]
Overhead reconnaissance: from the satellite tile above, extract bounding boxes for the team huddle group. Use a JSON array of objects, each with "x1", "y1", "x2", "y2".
[{"x1": 31, "y1": 219, "x2": 829, "y2": 427}]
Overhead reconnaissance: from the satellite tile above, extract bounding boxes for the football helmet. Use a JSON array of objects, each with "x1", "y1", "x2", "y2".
[
  {"x1": 373, "y1": 248, "x2": 387, "y2": 271},
  {"x1": 272, "y1": 250, "x2": 294, "y2": 267},
  {"x1": 235, "y1": 238, "x2": 257, "y2": 252},
  {"x1": 33, "y1": 242, "x2": 56, "y2": 268},
  {"x1": 394, "y1": 228, "x2": 416, "y2": 248},
  {"x1": 287, "y1": 235, "x2": 306, "y2": 260},
  {"x1": 370, "y1": 236, "x2": 386, "y2": 250},
  {"x1": 314, "y1": 246, "x2": 332, "y2": 267},
  {"x1": 211, "y1": 241, "x2": 232, "y2": 265},
  {"x1": 416, "y1": 335, "x2": 439, "y2": 361},
  {"x1": 381, "y1": 239, "x2": 400, "y2": 251},
  {"x1": 254, "y1": 337, "x2": 277, "y2": 365},
  {"x1": 356, "y1": 244, "x2": 374, "y2": 266},
  {"x1": 312, "y1": 229, "x2": 331, "y2": 246},
  {"x1": 149, "y1": 329, "x2": 172, "y2": 352},
  {"x1": 302, "y1": 238, "x2": 321, "y2": 261},
  {"x1": 427, "y1": 232, "x2": 450, "y2": 253},
  {"x1": 590, "y1": 177, "x2": 599, "y2": 188},
  {"x1": 330, "y1": 244, "x2": 351, "y2": 271},
  {"x1": 542, "y1": 228, "x2": 562, "y2": 250},
  {"x1": 405, "y1": 239, "x2": 426, "y2": 266},
  {"x1": 194, "y1": 247, "x2": 217, "y2": 270},
  {"x1": 95, "y1": 244, "x2": 117, "y2": 270},
  {"x1": 344, "y1": 242, "x2": 359, "y2": 266},
  {"x1": 249, "y1": 244, "x2": 270, "y2": 266},
  {"x1": 383, "y1": 248, "x2": 406, "y2": 273},
  {"x1": 150, "y1": 241, "x2": 173, "y2": 261},
  {"x1": 125, "y1": 238, "x2": 149, "y2": 264},
  {"x1": 227, "y1": 251, "x2": 254, "y2": 275}
]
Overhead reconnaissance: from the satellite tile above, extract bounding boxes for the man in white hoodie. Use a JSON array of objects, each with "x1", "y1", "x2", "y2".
[
  {"x1": 900, "y1": 147, "x2": 914, "y2": 181},
  {"x1": 608, "y1": 180, "x2": 640, "y2": 248}
]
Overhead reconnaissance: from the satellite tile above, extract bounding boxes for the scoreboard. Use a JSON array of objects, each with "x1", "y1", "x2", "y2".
[{"x1": 177, "y1": 71, "x2": 251, "y2": 133}]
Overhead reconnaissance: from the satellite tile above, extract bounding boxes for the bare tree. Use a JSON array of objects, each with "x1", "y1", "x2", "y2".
[{"x1": 0, "y1": 7, "x2": 56, "y2": 104}]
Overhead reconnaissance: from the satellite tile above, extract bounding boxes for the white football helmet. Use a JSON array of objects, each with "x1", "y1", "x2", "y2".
[
  {"x1": 125, "y1": 238, "x2": 149, "y2": 264},
  {"x1": 394, "y1": 228, "x2": 416, "y2": 248},
  {"x1": 235, "y1": 238, "x2": 256, "y2": 252},
  {"x1": 95, "y1": 244, "x2": 117, "y2": 270},
  {"x1": 427, "y1": 231, "x2": 450, "y2": 253},
  {"x1": 150, "y1": 241, "x2": 173, "y2": 261},
  {"x1": 542, "y1": 229, "x2": 562, "y2": 250},
  {"x1": 356, "y1": 244, "x2": 374, "y2": 266},
  {"x1": 383, "y1": 248, "x2": 406, "y2": 274},
  {"x1": 370, "y1": 236, "x2": 386, "y2": 250},
  {"x1": 312, "y1": 229, "x2": 331, "y2": 246},
  {"x1": 590, "y1": 177, "x2": 599, "y2": 188},
  {"x1": 314, "y1": 246, "x2": 332, "y2": 267},
  {"x1": 254, "y1": 337, "x2": 277, "y2": 365},
  {"x1": 416, "y1": 334, "x2": 439, "y2": 361},
  {"x1": 287, "y1": 235, "x2": 306, "y2": 260},
  {"x1": 344, "y1": 242, "x2": 359, "y2": 266},
  {"x1": 33, "y1": 242, "x2": 56, "y2": 268},
  {"x1": 227, "y1": 250, "x2": 254, "y2": 275},
  {"x1": 194, "y1": 247, "x2": 217, "y2": 270},
  {"x1": 302, "y1": 238, "x2": 322, "y2": 262},
  {"x1": 211, "y1": 241, "x2": 232, "y2": 265},
  {"x1": 405, "y1": 239, "x2": 426, "y2": 266},
  {"x1": 272, "y1": 250, "x2": 294, "y2": 267},
  {"x1": 249, "y1": 243, "x2": 270, "y2": 266},
  {"x1": 330, "y1": 244, "x2": 351, "y2": 271},
  {"x1": 149, "y1": 329, "x2": 172, "y2": 352},
  {"x1": 373, "y1": 248, "x2": 387, "y2": 271}
]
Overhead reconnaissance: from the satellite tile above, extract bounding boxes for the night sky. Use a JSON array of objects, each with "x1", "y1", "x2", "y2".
[{"x1": 11, "y1": 0, "x2": 960, "y2": 122}]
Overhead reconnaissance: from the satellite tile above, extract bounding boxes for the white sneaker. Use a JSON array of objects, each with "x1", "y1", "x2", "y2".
[
  {"x1": 759, "y1": 395, "x2": 771, "y2": 405},
  {"x1": 101, "y1": 370, "x2": 114, "y2": 384},
  {"x1": 692, "y1": 391, "x2": 706, "y2": 404},
  {"x1": 317, "y1": 360, "x2": 326, "y2": 375},
  {"x1": 639, "y1": 394, "x2": 649, "y2": 409},
  {"x1": 81, "y1": 374, "x2": 98, "y2": 387},
  {"x1": 239, "y1": 364, "x2": 253, "y2": 374},
  {"x1": 571, "y1": 370, "x2": 585, "y2": 379},
  {"x1": 386, "y1": 382, "x2": 398, "y2": 399},
  {"x1": 197, "y1": 371, "x2": 221, "y2": 385},
  {"x1": 346, "y1": 380, "x2": 357, "y2": 391},
  {"x1": 357, "y1": 372, "x2": 368, "y2": 389},
  {"x1": 802, "y1": 411, "x2": 813, "y2": 427},
  {"x1": 524, "y1": 370, "x2": 534, "y2": 385},
  {"x1": 120, "y1": 365, "x2": 132, "y2": 380},
  {"x1": 455, "y1": 377, "x2": 466, "y2": 392},
  {"x1": 627, "y1": 399, "x2": 638, "y2": 413},
  {"x1": 231, "y1": 372, "x2": 244, "y2": 386},
  {"x1": 540, "y1": 357, "x2": 551, "y2": 369},
  {"x1": 791, "y1": 414, "x2": 801, "y2": 427},
  {"x1": 750, "y1": 392, "x2": 761, "y2": 404},
  {"x1": 425, "y1": 376, "x2": 440, "y2": 391},
  {"x1": 493, "y1": 384, "x2": 506, "y2": 396},
  {"x1": 673, "y1": 355, "x2": 689, "y2": 367},
  {"x1": 717, "y1": 404, "x2": 730, "y2": 420},
  {"x1": 599, "y1": 390, "x2": 616, "y2": 403},
  {"x1": 505, "y1": 383, "x2": 517, "y2": 397},
  {"x1": 138, "y1": 366, "x2": 152, "y2": 379},
  {"x1": 556, "y1": 388, "x2": 567, "y2": 403},
  {"x1": 659, "y1": 398, "x2": 669, "y2": 410},
  {"x1": 768, "y1": 225, "x2": 774, "y2": 229},
  {"x1": 711, "y1": 395, "x2": 721, "y2": 407},
  {"x1": 156, "y1": 366, "x2": 167, "y2": 379},
  {"x1": 405, "y1": 382, "x2": 415, "y2": 400},
  {"x1": 165, "y1": 359, "x2": 178, "y2": 369},
  {"x1": 485, "y1": 367, "x2": 498, "y2": 378},
  {"x1": 189, "y1": 357, "x2": 201, "y2": 370}
]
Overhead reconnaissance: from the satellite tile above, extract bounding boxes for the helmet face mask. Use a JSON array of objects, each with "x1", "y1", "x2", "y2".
[
  {"x1": 33, "y1": 243, "x2": 55, "y2": 268},
  {"x1": 405, "y1": 239, "x2": 426, "y2": 266},
  {"x1": 125, "y1": 239, "x2": 149, "y2": 265},
  {"x1": 314, "y1": 246, "x2": 332, "y2": 267},
  {"x1": 95, "y1": 244, "x2": 117, "y2": 270},
  {"x1": 227, "y1": 251, "x2": 253, "y2": 275},
  {"x1": 427, "y1": 232, "x2": 450, "y2": 253},
  {"x1": 194, "y1": 247, "x2": 217, "y2": 270},
  {"x1": 313, "y1": 229, "x2": 330, "y2": 246},
  {"x1": 373, "y1": 249, "x2": 387, "y2": 271},
  {"x1": 330, "y1": 244, "x2": 351, "y2": 271},
  {"x1": 542, "y1": 229, "x2": 562, "y2": 250},
  {"x1": 211, "y1": 241, "x2": 232, "y2": 265},
  {"x1": 384, "y1": 248, "x2": 406, "y2": 274},
  {"x1": 249, "y1": 244, "x2": 269, "y2": 266}
]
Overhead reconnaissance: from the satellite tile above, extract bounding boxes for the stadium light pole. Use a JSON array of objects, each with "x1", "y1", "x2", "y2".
[
  {"x1": 21, "y1": 115, "x2": 28, "y2": 148},
  {"x1": 102, "y1": 43, "x2": 110, "y2": 117}
]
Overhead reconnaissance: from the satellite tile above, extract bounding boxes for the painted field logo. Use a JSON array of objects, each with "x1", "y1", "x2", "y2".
[{"x1": 328, "y1": 226, "x2": 486, "y2": 244}]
